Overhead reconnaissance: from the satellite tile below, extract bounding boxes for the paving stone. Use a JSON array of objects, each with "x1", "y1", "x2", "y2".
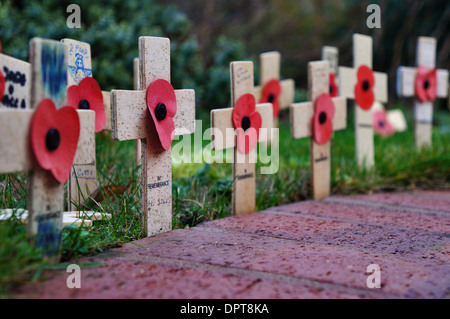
[
  {"x1": 10, "y1": 190, "x2": 450, "y2": 299},
  {"x1": 335, "y1": 192, "x2": 450, "y2": 213}
]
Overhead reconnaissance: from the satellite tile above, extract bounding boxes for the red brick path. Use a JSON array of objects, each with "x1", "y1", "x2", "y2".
[{"x1": 13, "y1": 190, "x2": 450, "y2": 299}]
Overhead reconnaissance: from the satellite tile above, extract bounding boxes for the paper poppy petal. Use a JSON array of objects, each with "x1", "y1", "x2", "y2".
[
  {"x1": 67, "y1": 77, "x2": 105, "y2": 132},
  {"x1": 147, "y1": 79, "x2": 177, "y2": 117},
  {"x1": 237, "y1": 126, "x2": 260, "y2": 154},
  {"x1": 31, "y1": 99, "x2": 80, "y2": 183},
  {"x1": 354, "y1": 65, "x2": 375, "y2": 110},
  {"x1": 357, "y1": 65, "x2": 375, "y2": 86},
  {"x1": 415, "y1": 66, "x2": 428, "y2": 102},
  {"x1": 260, "y1": 79, "x2": 281, "y2": 118},
  {"x1": 233, "y1": 93, "x2": 256, "y2": 129},
  {"x1": 426, "y1": 69, "x2": 437, "y2": 102},
  {"x1": 329, "y1": 73, "x2": 338, "y2": 97},
  {"x1": 313, "y1": 94, "x2": 335, "y2": 144},
  {"x1": 373, "y1": 111, "x2": 395, "y2": 137},
  {"x1": 146, "y1": 79, "x2": 177, "y2": 150}
]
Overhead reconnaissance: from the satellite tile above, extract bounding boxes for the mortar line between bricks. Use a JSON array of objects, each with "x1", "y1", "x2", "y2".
[
  {"x1": 194, "y1": 226, "x2": 450, "y2": 265},
  {"x1": 402, "y1": 192, "x2": 450, "y2": 202},
  {"x1": 259, "y1": 209, "x2": 450, "y2": 237},
  {"x1": 99, "y1": 251, "x2": 400, "y2": 299},
  {"x1": 323, "y1": 197, "x2": 450, "y2": 217}
]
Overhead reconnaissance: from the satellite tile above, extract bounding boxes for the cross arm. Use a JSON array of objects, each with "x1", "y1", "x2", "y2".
[
  {"x1": 102, "y1": 91, "x2": 111, "y2": 131},
  {"x1": 210, "y1": 103, "x2": 272, "y2": 151},
  {"x1": 0, "y1": 54, "x2": 31, "y2": 110},
  {"x1": 332, "y1": 96, "x2": 347, "y2": 131},
  {"x1": 0, "y1": 109, "x2": 34, "y2": 173},
  {"x1": 338, "y1": 66, "x2": 388, "y2": 103},
  {"x1": 111, "y1": 89, "x2": 195, "y2": 141},
  {"x1": 397, "y1": 67, "x2": 448, "y2": 98}
]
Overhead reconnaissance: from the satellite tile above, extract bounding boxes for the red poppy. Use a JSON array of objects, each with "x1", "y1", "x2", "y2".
[
  {"x1": 30, "y1": 99, "x2": 80, "y2": 184},
  {"x1": 67, "y1": 77, "x2": 105, "y2": 132},
  {"x1": 373, "y1": 110, "x2": 395, "y2": 137},
  {"x1": 329, "y1": 73, "x2": 338, "y2": 97},
  {"x1": 233, "y1": 93, "x2": 262, "y2": 154},
  {"x1": 313, "y1": 93, "x2": 335, "y2": 145},
  {"x1": 260, "y1": 79, "x2": 281, "y2": 118},
  {"x1": 415, "y1": 66, "x2": 437, "y2": 103},
  {"x1": 146, "y1": 79, "x2": 177, "y2": 151},
  {"x1": 354, "y1": 65, "x2": 375, "y2": 110}
]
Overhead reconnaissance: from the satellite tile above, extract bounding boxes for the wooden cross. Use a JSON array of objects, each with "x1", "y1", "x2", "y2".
[
  {"x1": 397, "y1": 37, "x2": 449, "y2": 148},
  {"x1": 338, "y1": 34, "x2": 388, "y2": 168},
  {"x1": 290, "y1": 61, "x2": 347, "y2": 200},
  {"x1": 253, "y1": 51, "x2": 294, "y2": 126},
  {"x1": 0, "y1": 50, "x2": 30, "y2": 109},
  {"x1": 133, "y1": 57, "x2": 142, "y2": 168},
  {"x1": 211, "y1": 61, "x2": 273, "y2": 215},
  {"x1": 111, "y1": 37, "x2": 195, "y2": 236},
  {"x1": 322, "y1": 46, "x2": 339, "y2": 96},
  {"x1": 0, "y1": 38, "x2": 69, "y2": 258}
]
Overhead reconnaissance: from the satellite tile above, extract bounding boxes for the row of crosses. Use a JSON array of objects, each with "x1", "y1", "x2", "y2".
[{"x1": 0, "y1": 34, "x2": 448, "y2": 259}]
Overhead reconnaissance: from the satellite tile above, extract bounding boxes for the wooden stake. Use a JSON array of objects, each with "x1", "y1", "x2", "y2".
[
  {"x1": 290, "y1": 61, "x2": 347, "y2": 200},
  {"x1": 28, "y1": 38, "x2": 68, "y2": 258}
]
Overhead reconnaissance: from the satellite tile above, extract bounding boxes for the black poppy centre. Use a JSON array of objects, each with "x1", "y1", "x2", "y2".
[
  {"x1": 241, "y1": 116, "x2": 251, "y2": 131},
  {"x1": 267, "y1": 93, "x2": 275, "y2": 104},
  {"x1": 155, "y1": 103, "x2": 167, "y2": 121},
  {"x1": 79, "y1": 99, "x2": 90, "y2": 110},
  {"x1": 329, "y1": 85, "x2": 334, "y2": 95},
  {"x1": 423, "y1": 80, "x2": 430, "y2": 90},
  {"x1": 362, "y1": 80, "x2": 370, "y2": 91},
  {"x1": 46, "y1": 128, "x2": 60, "y2": 152},
  {"x1": 319, "y1": 111, "x2": 327, "y2": 125}
]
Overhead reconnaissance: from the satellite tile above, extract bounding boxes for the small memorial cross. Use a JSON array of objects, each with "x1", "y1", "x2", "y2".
[
  {"x1": 111, "y1": 36, "x2": 196, "y2": 236},
  {"x1": 338, "y1": 34, "x2": 388, "y2": 169},
  {"x1": 0, "y1": 38, "x2": 80, "y2": 258},
  {"x1": 211, "y1": 61, "x2": 273, "y2": 215},
  {"x1": 290, "y1": 61, "x2": 347, "y2": 200},
  {"x1": 253, "y1": 51, "x2": 294, "y2": 126},
  {"x1": 397, "y1": 37, "x2": 449, "y2": 147}
]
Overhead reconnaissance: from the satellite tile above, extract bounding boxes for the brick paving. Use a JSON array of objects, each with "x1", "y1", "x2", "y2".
[{"x1": 12, "y1": 190, "x2": 450, "y2": 299}]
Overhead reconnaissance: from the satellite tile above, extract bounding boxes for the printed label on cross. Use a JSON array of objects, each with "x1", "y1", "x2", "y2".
[
  {"x1": 396, "y1": 37, "x2": 449, "y2": 148},
  {"x1": 210, "y1": 61, "x2": 273, "y2": 215},
  {"x1": 338, "y1": 34, "x2": 388, "y2": 168},
  {"x1": 111, "y1": 36, "x2": 195, "y2": 237},
  {"x1": 253, "y1": 51, "x2": 295, "y2": 123},
  {"x1": 0, "y1": 50, "x2": 31, "y2": 110},
  {"x1": 290, "y1": 61, "x2": 347, "y2": 200},
  {"x1": 0, "y1": 38, "x2": 78, "y2": 258}
]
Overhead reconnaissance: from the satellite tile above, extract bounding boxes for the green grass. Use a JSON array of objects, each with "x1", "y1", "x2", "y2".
[{"x1": 1, "y1": 102, "x2": 449, "y2": 295}]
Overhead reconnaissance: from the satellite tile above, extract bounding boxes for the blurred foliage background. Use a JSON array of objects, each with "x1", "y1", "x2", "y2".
[{"x1": 0, "y1": 0, "x2": 449, "y2": 114}]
